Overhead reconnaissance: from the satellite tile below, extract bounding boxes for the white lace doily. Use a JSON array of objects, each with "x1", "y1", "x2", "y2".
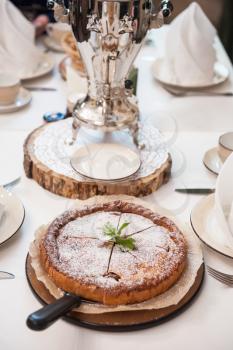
[{"x1": 32, "y1": 119, "x2": 169, "y2": 182}]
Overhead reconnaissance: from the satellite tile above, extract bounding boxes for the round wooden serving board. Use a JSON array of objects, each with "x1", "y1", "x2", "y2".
[
  {"x1": 23, "y1": 119, "x2": 172, "y2": 199},
  {"x1": 26, "y1": 255, "x2": 204, "y2": 331}
]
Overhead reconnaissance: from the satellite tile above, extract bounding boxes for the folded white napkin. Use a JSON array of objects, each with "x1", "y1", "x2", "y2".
[
  {"x1": 215, "y1": 152, "x2": 233, "y2": 249},
  {"x1": 0, "y1": 0, "x2": 43, "y2": 78},
  {"x1": 164, "y1": 2, "x2": 217, "y2": 86}
]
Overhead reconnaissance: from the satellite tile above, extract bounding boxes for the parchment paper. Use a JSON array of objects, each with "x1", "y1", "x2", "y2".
[{"x1": 29, "y1": 195, "x2": 203, "y2": 314}]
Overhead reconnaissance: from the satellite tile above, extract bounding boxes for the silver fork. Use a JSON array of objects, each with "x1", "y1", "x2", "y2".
[
  {"x1": 163, "y1": 86, "x2": 233, "y2": 97},
  {"x1": 207, "y1": 265, "x2": 233, "y2": 286},
  {"x1": 0, "y1": 271, "x2": 15, "y2": 280}
]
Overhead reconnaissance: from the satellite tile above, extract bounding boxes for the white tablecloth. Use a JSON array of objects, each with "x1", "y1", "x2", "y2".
[{"x1": 1, "y1": 27, "x2": 233, "y2": 350}]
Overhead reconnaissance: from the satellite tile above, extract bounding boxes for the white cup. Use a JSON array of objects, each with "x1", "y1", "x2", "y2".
[
  {"x1": 218, "y1": 132, "x2": 233, "y2": 163},
  {"x1": 0, "y1": 74, "x2": 20, "y2": 105},
  {"x1": 46, "y1": 23, "x2": 70, "y2": 44}
]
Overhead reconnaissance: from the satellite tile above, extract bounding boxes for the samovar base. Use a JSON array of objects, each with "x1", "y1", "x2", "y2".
[
  {"x1": 67, "y1": 96, "x2": 145, "y2": 148},
  {"x1": 67, "y1": 117, "x2": 144, "y2": 149}
]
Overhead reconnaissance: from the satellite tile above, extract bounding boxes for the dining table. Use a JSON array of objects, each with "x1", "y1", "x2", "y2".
[{"x1": 0, "y1": 26, "x2": 233, "y2": 350}]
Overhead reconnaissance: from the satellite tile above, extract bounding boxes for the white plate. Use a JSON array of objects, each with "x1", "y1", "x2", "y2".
[
  {"x1": 70, "y1": 143, "x2": 141, "y2": 181},
  {"x1": 21, "y1": 53, "x2": 54, "y2": 81},
  {"x1": 152, "y1": 58, "x2": 229, "y2": 90},
  {"x1": 0, "y1": 88, "x2": 32, "y2": 114},
  {"x1": 190, "y1": 194, "x2": 233, "y2": 259},
  {"x1": 0, "y1": 131, "x2": 25, "y2": 186},
  {"x1": 43, "y1": 36, "x2": 65, "y2": 53},
  {"x1": 0, "y1": 187, "x2": 25, "y2": 245},
  {"x1": 203, "y1": 147, "x2": 223, "y2": 175}
]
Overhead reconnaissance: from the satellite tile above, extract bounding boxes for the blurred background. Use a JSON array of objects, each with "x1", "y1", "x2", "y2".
[
  {"x1": 10, "y1": 0, "x2": 233, "y2": 60},
  {"x1": 170, "y1": 0, "x2": 223, "y2": 26}
]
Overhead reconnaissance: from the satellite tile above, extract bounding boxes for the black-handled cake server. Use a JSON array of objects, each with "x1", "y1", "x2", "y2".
[{"x1": 26, "y1": 293, "x2": 82, "y2": 331}]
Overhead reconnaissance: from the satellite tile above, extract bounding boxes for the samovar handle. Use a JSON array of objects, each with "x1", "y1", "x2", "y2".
[
  {"x1": 160, "y1": 0, "x2": 173, "y2": 17},
  {"x1": 47, "y1": 0, "x2": 70, "y2": 24},
  {"x1": 150, "y1": 0, "x2": 173, "y2": 29}
]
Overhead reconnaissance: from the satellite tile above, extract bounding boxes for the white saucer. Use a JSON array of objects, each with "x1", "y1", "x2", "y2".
[
  {"x1": 43, "y1": 36, "x2": 64, "y2": 53},
  {"x1": 190, "y1": 194, "x2": 233, "y2": 259},
  {"x1": 0, "y1": 187, "x2": 25, "y2": 245},
  {"x1": 203, "y1": 147, "x2": 223, "y2": 175},
  {"x1": 70, "y1": 143, "x2": 141, "y2": 181},
  {"x1": 0, "y1": 88, "x2": 32, "y2": 114},
  {"x1": 152, "y1": 58, "x2": 229, "y2": 90},
  {"x1": 21, "y1": 53, "x2": 54, "y2": 81}
]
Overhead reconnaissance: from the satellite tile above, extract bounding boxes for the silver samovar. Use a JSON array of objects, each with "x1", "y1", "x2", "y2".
[{"x1": 48, "y1": 0, "x2": 173, "y2": 147}]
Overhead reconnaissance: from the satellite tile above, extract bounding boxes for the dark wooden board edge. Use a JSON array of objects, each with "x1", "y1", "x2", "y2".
[{"x1": 26, "y1": 254, "x2": 204, "y2": 332}]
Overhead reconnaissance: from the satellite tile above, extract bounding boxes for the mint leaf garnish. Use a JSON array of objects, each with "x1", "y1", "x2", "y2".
[{"x1": 102, "y1": 221, "x2": 136, "y2": 251}]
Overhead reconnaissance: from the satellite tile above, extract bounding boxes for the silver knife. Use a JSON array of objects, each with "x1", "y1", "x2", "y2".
[
  {"x1": 23, "y1": 87, "x2": 57, "y2": 92},
  {"x1": 0, "y1": 271, "x2": 15, "y2": 280},
  {"x1": 175, "y1": 188, "x2": 215, "y2": 194}
]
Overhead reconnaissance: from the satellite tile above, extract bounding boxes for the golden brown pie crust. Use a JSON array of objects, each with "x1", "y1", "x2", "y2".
[{"x1": 40, "y1": 201, "x2": 187, "y2": 305}]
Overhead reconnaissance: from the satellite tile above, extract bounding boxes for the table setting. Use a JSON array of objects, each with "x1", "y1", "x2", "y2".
[
  {"x1": 1, "y1": 0, "x2": 233, "y2": 349},
  {"x1": 0, "y1": 0, "x2": 55, "y2": 82}
]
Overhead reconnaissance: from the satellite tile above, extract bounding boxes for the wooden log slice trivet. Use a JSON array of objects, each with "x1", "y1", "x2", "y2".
[
  {"x1": 24, "y1": 119, "x2": 172, "y2": 199},
  {"x1": 26, "y1": 255, "x2": 204, "y2": 331}
]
